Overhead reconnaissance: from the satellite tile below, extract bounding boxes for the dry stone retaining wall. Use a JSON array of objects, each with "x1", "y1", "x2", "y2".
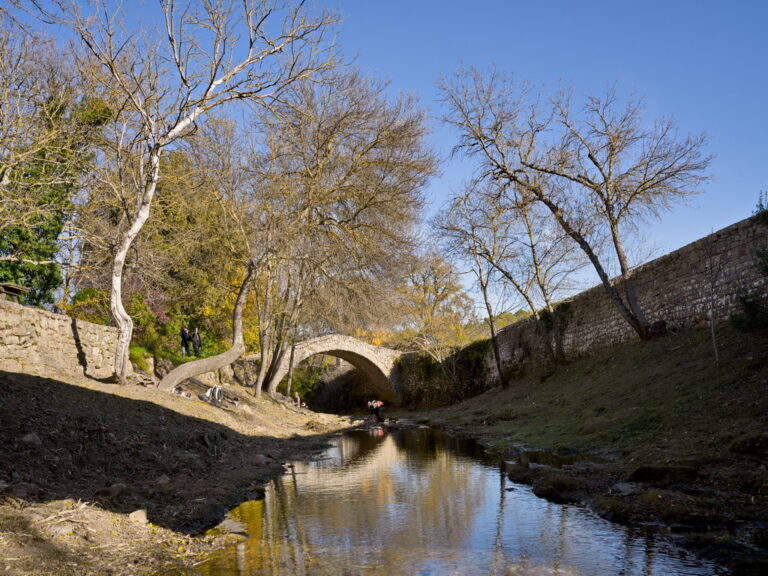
[
  {"x1": 492, "y1": 216, "x2": 768, "y2": 375},
  {"x1": 0, "y1": 299, "x2": 117, "y2": 382},
  {"x1": 1, "y1": 216, "x2": 765, "y2": 396}
]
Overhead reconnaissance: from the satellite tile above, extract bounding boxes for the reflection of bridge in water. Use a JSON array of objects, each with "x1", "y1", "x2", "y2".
[
  {"x1": 286, "y1": 431, "x2": 407, "y2": 494},
  {"x1": 263, "y1": 430, "x2": 484, "y2": 575},
  {"x1": 200, "y1": 429, "x2": 484, "y2": 575}
]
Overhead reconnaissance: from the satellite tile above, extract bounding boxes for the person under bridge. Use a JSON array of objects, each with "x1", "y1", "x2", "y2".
[{"x1": 368, "y1": 399, "x2": 385, "y2": 423}]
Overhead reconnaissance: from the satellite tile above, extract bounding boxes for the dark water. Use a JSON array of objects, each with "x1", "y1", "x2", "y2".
[{"x1": 197, "y1": 428, "x2": 725, "y2": 576}]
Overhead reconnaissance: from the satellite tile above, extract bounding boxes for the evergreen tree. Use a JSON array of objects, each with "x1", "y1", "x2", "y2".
[{"x1": 0, "y1": 95, "x2": 109, "y2": 306}]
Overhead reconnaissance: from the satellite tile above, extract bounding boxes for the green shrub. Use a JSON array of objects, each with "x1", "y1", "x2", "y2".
[
  {"x1": 396, "y1": 352, "x2": 444, "y2": 381},
  {"x1": 731, "y1": 293, "x2": 768, "y2": 332},
  {"x1": 278, "y1": 365, "x2": 324, "y2": 399},
  {"x1": 66, "y1": 288, "x2": 111, "y2": 325},
  {"x1": 129, "y1": 344, "x2": 150, "y2": 372},
  {"x1": 732, "y1": 193, "x2": 768, "y2": 332},
  {"x1": 454, "y1": 338, "x2": 492, "y2": 395},
  {"x1": 395, "y1": 352, "x2": 450, "y2": 406}
]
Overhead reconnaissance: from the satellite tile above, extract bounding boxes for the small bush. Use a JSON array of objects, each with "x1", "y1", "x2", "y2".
[
  {"x1": 65, "y1": 288, "x2": 111, "y2": 325},
  {"x1": 396, "y1": 352, "x2": 450, "y2": 407},
  {"x1": 455, "y1": 338, "x2": 492, "y2": 379},
  {"x1": 731, "y1": 293, "x2": 768, "y2": 332},
  {"x1": 734, "y1": 192, "x2": 768, "y2": 332},
  {"x1": 129, "y1": 345, "x2": 150, "y2": 372}
]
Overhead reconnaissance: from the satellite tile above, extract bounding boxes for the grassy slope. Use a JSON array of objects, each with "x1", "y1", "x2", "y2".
[
  {"x1": 410, "y1": 322, "x2": 768, "y2": 568},
  {"x1": 426, "y1": 324, "x2": 768, "y2": 468}
]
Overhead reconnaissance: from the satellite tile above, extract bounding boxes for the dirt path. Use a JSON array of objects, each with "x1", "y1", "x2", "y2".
[{"x1": 0, "y1": 371, "x2": 356, "y2": 575}]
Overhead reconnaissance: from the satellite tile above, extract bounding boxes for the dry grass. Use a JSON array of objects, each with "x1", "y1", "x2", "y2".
[{"x1": 421, "y1": 324, "x2": 768, "y2": 467}]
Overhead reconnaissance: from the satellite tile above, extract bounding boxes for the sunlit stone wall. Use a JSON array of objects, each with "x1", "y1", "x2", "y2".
[
  {"x1": 493, "y1": 215, "x2": 768, "y2": 373},
  {"x1": 0, "y1": 299, "x2": 117, "y2": 381},
  {"x1": 2, "y1": 216, "x2": 765, "y2": 396}
]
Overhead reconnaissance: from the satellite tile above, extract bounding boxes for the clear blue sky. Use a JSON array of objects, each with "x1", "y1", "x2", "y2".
[{"x1": 322, "y1": 0, "x2": 768, "y2": 256}]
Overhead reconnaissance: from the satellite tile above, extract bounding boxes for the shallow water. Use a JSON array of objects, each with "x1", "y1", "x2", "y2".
[{"x1": 197, "y1": 427, "x2": 726, "y2": 576}]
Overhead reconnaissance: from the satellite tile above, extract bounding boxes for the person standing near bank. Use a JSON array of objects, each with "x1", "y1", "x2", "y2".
[
  {"x1": 192, "y1": 327, "x2": 202, "y2": 356},
  {"x1": 180, "y1": 327, "x2": 191, "y2": 357}
]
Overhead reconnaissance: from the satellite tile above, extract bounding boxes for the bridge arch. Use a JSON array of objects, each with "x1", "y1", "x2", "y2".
[{"x1": 268, "y1": 335, "x2": 403, "y2": 400}]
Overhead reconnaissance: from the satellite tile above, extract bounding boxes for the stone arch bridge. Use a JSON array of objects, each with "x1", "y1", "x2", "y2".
[{"x1": 270, "y1": 334, "x2": 404, "y2": 399}]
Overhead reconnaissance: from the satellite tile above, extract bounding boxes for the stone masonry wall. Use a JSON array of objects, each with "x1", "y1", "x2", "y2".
[
  {"x1": 0, "y1": 299, "x2": 117, "y2": 382},
  {"x1": 1, "y1": 216, "x2": 766, "y2": 394},
  {"x1": 492, "y1": 215, "x2": 768, "y2": 376}
]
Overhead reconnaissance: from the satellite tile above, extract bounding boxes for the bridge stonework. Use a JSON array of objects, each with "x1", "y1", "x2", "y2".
[{"x1": 270, "y1": 334, "x2": 404, "y2": 399}]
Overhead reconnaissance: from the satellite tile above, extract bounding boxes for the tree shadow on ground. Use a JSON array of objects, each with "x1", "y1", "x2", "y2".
[{"x1": 0, "y1": 371, "x2": 338, "y2": 534}]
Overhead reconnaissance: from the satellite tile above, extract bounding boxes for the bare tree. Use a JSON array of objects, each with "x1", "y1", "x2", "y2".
[
  {"x1": 440, "y1": 68, "x2": 712, "y2": 340},
  {"x1": 0, "y1": 21, "x2": 61, "y2": 235},
  {"x1": 159, "y1": 261, "x2": 256, "y2": 390},
  {"x1": 245, "y1": 70, "x2": 436, "y2": 396},
  {"x1": 162, "y1": 68, "x2": 435, "y2": 395},
  {"x1": 691, "y1": 231, "x2": 725, "y2": 365},
  {"x1": 436, "y1": 191, "x2": 509, "y2": 386},
  {"x1": 437, "y1": 178, "x2": 586, "y2": 364},
  {"x1": 21, "y1": 0, "x2": 336, "y2": 382},
  {"x1": 0, "y1": 21, "x2": 98, "y2": 251},
  {"x1": 154, "y1": 119, "x2": 269, "y2": 391}
]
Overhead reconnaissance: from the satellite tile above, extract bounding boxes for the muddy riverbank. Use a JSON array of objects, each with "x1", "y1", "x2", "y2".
[{"x1": 0, "y1": 371, "x2": 356, "y2": 575}]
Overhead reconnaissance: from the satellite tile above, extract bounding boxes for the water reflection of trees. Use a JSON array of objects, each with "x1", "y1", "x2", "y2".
[
  {"x1": 201, "y1": 429, "x2": 485, "y2": 575},
  {"x1": 198, "y1": 430, "x2": 722, "y2": 576}
]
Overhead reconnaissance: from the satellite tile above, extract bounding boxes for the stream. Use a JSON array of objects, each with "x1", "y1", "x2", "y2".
[{"x1": 195, "y1": 427, "x2": 727, "y2": 575}]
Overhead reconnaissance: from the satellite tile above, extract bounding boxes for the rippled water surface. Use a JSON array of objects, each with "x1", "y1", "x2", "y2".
[{"x1": 197, "y1": 428, "x2": 726, "y2": 576}]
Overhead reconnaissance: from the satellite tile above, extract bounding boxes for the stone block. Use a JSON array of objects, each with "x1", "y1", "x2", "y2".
[{"x1": 0, "y1": 359, "x2": 23, "y2": 373}]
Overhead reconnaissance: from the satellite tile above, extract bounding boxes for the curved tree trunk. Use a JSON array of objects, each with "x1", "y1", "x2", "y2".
[
  {"x1": 609, "y1": 222, "x2": 649, "y2": 337},
  {"x1": 253, "y1": 348, "x2": 270, "y2": 398},
  {"x1": 265, "y1": 341, "x2": 288, "y2": 396},
  {"x1": 266, "y1": 284, "x2": 304, "y2": 396},
  {"x1": 483, "y1": 289, "x2": 507, "y2": 388},
  {"x1": 285, "y1": 339, "x2": 297, "y2": 398},
  {"x1": 253, "y1": 327, "x2": 272, "y2": 398},
  {"x1": 252, "y1": 257, "x2": 275, "y2": 398},
  {"x1": 158, "y1": 263, "x2": 254, "y2": 391},
  {"x1": 112, "y1": 152, "x2": 161, "y2": 384},
  {"x1": 491, "y1": 263, "x2": 557, "y2": 364}
]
